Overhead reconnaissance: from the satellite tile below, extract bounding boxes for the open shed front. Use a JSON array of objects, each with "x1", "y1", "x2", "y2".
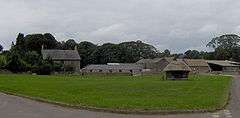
[{"x1": 166, "y1": 71, "x2": 190, "y2": 80}]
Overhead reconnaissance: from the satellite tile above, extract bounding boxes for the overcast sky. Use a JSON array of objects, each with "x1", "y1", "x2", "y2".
[{"x1": 0, "y1": 0, "x2": 240, "y2": 53}]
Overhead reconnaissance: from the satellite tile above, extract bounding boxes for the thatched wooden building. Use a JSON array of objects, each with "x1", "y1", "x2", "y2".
[{"x1": 163, "y1": 60, "x2": 191, "y2": 80}]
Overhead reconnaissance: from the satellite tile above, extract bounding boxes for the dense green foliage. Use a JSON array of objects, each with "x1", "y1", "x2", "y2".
[
  {"x1": 207, "y1": 34, "x2": 240, "y2": 61},
  {"x1": 1, "y1": 33, "x2": 240, "y2": 73},
  {"x1": 0, "y1": 74, "x2": 231, "y2": 111}
]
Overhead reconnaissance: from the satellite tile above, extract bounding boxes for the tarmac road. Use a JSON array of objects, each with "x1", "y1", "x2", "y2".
[{"x1": 0, "y1": 76, "x2": 239, "y2": 118}]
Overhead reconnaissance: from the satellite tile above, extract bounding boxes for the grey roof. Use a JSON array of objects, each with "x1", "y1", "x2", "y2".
[
  {"x1": 207, "y1": 60, "x2": 240, "y2": 67},
  {"x1": 136, "y1": 59, "x2": 153, "y2": 64},
  {"x1": 181, "y1": 59, "x2": 210, "y2": 67},
  {"x1": 83, "y1": 64, "x2": 143, "y2": 70},
  {"x1": 164, "y1": 60, "x2": 192, "y2": 72},
  {"x1": 42, "y1": 49, "x2": 81, "y2": 61},
  {"x1": 136, "y1": 57, "x2": 174, "y2": 63}
]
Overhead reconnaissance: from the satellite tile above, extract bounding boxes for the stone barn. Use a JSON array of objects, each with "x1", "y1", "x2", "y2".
[
  {"x1": 181, "y1": 59, "x2": 211, "y2": 73},
  {"x1": 136, "y1": 57, "x2": 174, "y2": 72},
  {"x1": 41, "y1": 48, "x2": 81, "y2": 72},
  {"x1": 207, "y1": 60, "x2": 240, "y2": 74},
  {"x1": 82, "y1": 63, "x2": 143, "y2": 76},
  {"x1": 163, "y1": 60, "x2": 191, "y2": 80}
]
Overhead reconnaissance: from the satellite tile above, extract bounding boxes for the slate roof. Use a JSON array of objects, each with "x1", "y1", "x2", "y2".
[
  {"x1": 182, "y1": 59, "x2": 209, "y2": 67},
  {"x1": 83, "y1": 64, "x2": 143, "y2": 70},
  {"x1": 136, "y1": 59, "x2": 153, "y2": 64},
  {"x1": 163, "y1": 60, "x2": 192, "y2": 71},
  {"x1": 207, "y1": 60, "x2": 240, "y2": 67},
  {"x1": 136, "y1": 57, "x2": 174, "y2": 63},
  {"x1": 41, "y1": 49, "x2": 81, "y2": 61}
]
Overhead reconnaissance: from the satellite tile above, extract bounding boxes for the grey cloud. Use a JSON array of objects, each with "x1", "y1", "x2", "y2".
[{"x1": 0, "y1": 0, "x2": 240, "y2": 53}]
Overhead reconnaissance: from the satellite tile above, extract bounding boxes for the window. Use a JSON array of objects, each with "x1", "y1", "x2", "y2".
[
  {"x1": 119, "y1": 70, "x2": 122, "y2": 72},
  {"x1": 90, "y1": 70, "x2": 93, "y2": 72}
]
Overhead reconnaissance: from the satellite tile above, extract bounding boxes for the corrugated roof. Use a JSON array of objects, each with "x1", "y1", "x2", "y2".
[
  {"x1": 83, "y1": 64, "x2": 143, "y2": 70},
  {"x1": 207, "y1": 60, "x2": 240, "y2": 67},
  {"x1": 42, "y1": 49, "x2": 81, "y2": 61},
  {"x1": 182, "y1": 59, "x2": 209, "y2": 67},
  {"x1": 164, "y1": 60, "x2": 191, "y2": 71}
]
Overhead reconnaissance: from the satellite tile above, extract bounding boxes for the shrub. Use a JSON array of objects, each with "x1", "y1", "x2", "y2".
[
  {"x1": 0, "y1": 55, "x2": 6, "y2": 69},
  {"x1": 36, "y1": 63, "x2": 53, "y2": 75}
]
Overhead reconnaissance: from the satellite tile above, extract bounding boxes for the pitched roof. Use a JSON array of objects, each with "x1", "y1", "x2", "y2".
[
  {"x1": 41, "y1": 49, "x2": 81, "y2": 61},
  {"x1": 182, "y1": 59, "x2": 209, "y2": 67},
  {"x1": 207, "y1": 60, "x2": 240, "y2": 67},
  {"x1": 83, "y1": 64, "x2": 143, "y2": 70},
  {"x1": 136, "y1": 57, "x2": 174, "y2": 64},
  {"x1": 163, "y1": 60, "x2": 191, "y2": 71},
  {"x1": 136, "y1": 59, "x2": 153, "y2": 63}
]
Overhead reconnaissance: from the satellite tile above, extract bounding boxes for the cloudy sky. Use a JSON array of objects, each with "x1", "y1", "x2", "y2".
[{"x1": 0, "y1": 0, "x2": 240, "y2": 53}]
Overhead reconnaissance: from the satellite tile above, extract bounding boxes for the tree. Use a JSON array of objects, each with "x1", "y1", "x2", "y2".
[
  {"x1": 24, "y1": 33, "x2": 58, "y2": 54},
  {"x1": 207, "y1": 34, "x2": 240, "y2": 49},
  {"x1": 0, "y1": 44, "x2": 3, "y2": 52},
  {"x1": 184, "y1": 50, "x2": 200, "y2": 59},
  {"x1": 207, "y1": 34, "x2": 240, "y2": 61},
  {"x1": 118, "y1": 41, "x2": 158, "y2": 63},
  {"x1": 5, "y1": 49, "x2": 27, "y2": 73},
  {"x1": 62, "y1": 39, "x2": 77, "y2": 50},
  {"x1": 77, "y1": 41, "x2": 97, "y2": 67}
]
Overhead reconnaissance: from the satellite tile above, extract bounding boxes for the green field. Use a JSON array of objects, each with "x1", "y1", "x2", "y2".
[{"x1": 0, "y1": 74, "x2": 232, "y2": 112}]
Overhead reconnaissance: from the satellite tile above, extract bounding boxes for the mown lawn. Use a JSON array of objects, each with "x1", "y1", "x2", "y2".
[{"x1": 0, "y1": 74, "x2": 232, "y2": 111}]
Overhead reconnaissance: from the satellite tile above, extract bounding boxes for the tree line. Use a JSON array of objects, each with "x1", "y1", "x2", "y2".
[{"x1": 0, "y1": 33, "x2": 240, "y2": 74}]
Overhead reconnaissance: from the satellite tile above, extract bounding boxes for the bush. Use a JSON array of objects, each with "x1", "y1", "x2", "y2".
[
  {"x1": 35, "y1": 63, "x2": 53, "y2": 75},
  {"x1": 5, "y1": 52, "x2": 28, "y2": 73},
  {"x1": 0, "y1": 55, "x2": 6, "y2": 69},
  {"x1": 53, "y1": 63, "x2": 64, "y2": 72}
]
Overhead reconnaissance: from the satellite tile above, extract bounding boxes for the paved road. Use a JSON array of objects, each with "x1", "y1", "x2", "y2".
[{"x1": 0, "y1": 76, "x2": 239, "y2": 118}]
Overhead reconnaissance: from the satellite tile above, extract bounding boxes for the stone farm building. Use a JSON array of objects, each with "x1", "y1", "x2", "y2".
[
  {"x1": 136, "y1": 57, "x2": 174, "y2": 72},
  {"x1": 82, "y1": 63, "x2": 143, "y2": 76},
  {"x1": 163, "y1": 60, "x2": 192, "y2": 80},
  {"x1": 181, "y1": 59, "x2": 211, "y2": 73},
  {"x1": 207, "y1": 60, "x2": 240, "y2": 74},
  {"x1": 41, "y1": 49, "x2": 81, "y2": 72}
]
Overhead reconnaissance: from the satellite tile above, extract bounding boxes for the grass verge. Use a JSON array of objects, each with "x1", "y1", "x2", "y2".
[{"x1": 0, "y1": 74, "x2": 232, "y2": 114}]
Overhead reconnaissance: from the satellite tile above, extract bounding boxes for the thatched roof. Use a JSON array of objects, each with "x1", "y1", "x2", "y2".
[
  {"x1": 83, "y1": 64, "x2": 143, "y2": 70},
  {"x1": 182, "y1": 59, "x2": 209, "y2": 67},
  {"x1": 163, "y1": 60, "x2": 191, "y2": 72},
  {"x1": 207, "y1": 60, "x2": 240, "y2": 67},
  {"x1": 42, "y1": 49, "x2": 81, "y2": 61}
]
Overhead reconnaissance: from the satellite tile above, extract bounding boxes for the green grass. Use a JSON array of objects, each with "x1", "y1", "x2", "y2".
[{"x1": 0, "y1": 74, "x2": 232, "y2": 111}]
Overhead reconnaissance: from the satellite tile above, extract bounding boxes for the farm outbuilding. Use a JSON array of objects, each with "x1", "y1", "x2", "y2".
[
  {"x1": 207, "y1": 60, "x2": 240, "y2": 74},
  {"x1": 136, "y1": 57, "x2": 174, "y2": 72},
  {"x1": 181, "y1": 59, "x2": 211, "y2": 73},
  {"x1": 163, "y1": 60, "x2": 191, "y2": 80},
  {"x1": 82, "y1": 63, "x2": 143, "y2": 76},
  {"x1": 41, "y1": 48, "x2": 81, "y2": 72}
]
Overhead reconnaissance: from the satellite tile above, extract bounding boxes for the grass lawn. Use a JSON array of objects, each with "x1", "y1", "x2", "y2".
[{"x1": 0, "y1": 74, "x2": 232, "y2": 112}]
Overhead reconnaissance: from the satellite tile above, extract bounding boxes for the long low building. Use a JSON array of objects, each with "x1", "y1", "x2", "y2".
[
  {"x1": 207, "y1": 60, "x2": 240, "y2": 74},
  {"x1": 181, "y1": 59, "x2": 211, "y2": 73},
  {"x1": 82, "y1": 63, "x2": 143, "y2": 76}
]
